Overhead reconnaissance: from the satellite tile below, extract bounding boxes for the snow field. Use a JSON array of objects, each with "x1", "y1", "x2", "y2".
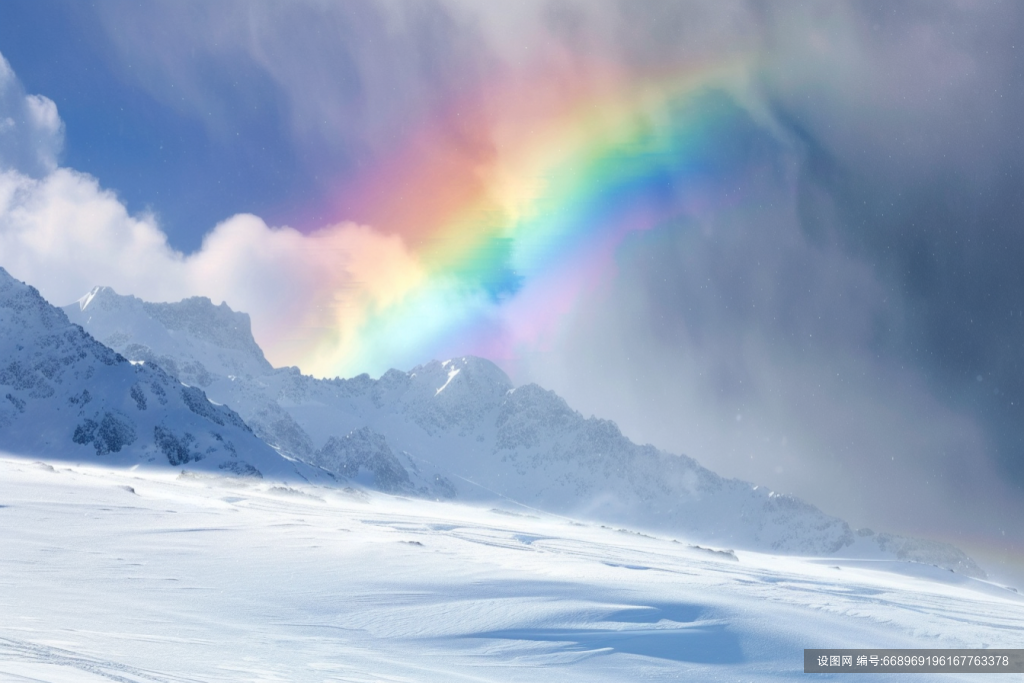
[{"x1": 0, "y1": 455, "x2": 1021, "y2": 683}]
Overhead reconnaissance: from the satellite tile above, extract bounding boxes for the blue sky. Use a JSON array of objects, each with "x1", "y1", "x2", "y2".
[{"x1": 0, "y1": 1, "x2": 338, "y2": 251}]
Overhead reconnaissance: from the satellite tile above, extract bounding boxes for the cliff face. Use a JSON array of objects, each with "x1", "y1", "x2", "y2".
[{"x1": 0, "y1": 268, "x2": 325, "y2": 482}]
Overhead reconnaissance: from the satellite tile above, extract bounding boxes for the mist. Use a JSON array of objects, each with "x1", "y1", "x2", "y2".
[{"x1": 515, "y1": 0, "x2": 1024, "y2": 580}]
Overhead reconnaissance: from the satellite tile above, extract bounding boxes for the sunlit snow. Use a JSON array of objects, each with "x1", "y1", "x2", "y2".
[{"x1": 1, "y1": 455, "x2": 1020, "y2": 682}]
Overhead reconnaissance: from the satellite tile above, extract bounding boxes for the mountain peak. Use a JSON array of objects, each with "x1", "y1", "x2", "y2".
[
  {"x1": 75, "y1": 285, "x2": 126, "y2": 313},
  {"x1": 143, "y1": 295, "x2": 263, "y2": 358},
  {"x1": 0, "y1": 266, "x2": 79, "y2": 334},
  {"x1": 1, "y1": 268, "x2": 321, "y2": 481},
  {"x1": 411, "y1": 356, "x2": 513, "y2": 398},
  {"x1": 62, "y1": 288, "x2": 272, "y2": 381}
]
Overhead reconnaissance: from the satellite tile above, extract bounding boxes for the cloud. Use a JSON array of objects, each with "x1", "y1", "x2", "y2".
[
  {"x1": 517, "y1": 158, "x2": 1018, "y2": 553},
  {"x1": 753, "y1": 2, "x2": 1024, "y2": 505},
  {"x1": 90, "y1": 1, "x2": 495, "y2": 168},
  {"x1": 0, "y1": 53, "x2": 63, "y2": 177},
  {"x1": 0, "y1": 52, "x2": 424, "y2": 374},
  {"x1": 0, "y1": 164, "x2": 424, "y2": 376},
  {"x1": 460, "y1": 0, "x2": 1024, "y2": 573}
]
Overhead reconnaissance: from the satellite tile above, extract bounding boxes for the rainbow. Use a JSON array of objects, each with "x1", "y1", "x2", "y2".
[{"x1": 299, "y1": 62, "x2": 761, "y2": 378}]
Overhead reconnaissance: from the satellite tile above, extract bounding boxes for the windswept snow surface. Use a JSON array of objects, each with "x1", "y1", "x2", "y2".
[{"x1": 1, "y1": 455, "x2": 1021, "y2": 683}]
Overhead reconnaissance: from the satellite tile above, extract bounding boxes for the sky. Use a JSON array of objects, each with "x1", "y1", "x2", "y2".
[{"x1": 1, "y1": 0, "x2": 1023, "y2": 580}]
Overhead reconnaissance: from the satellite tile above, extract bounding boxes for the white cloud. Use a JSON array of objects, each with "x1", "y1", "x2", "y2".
[
  {"x1": 0, "y1": 50, "x2": 428, "y2": 377},
  {"x1": 0, "y1": 165, "x2": 421, "y2": 375},
  {"x1": 0, "y1": 53, "x2": 63, "y2": 177}
]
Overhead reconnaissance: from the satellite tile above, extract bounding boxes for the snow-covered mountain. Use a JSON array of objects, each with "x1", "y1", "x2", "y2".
[
  {"x1": 0, "y1": 268, "x2": 324, "y2": 482},
  {"x1": 58, "y1": 284, "x2": 984, "y2": 576}
]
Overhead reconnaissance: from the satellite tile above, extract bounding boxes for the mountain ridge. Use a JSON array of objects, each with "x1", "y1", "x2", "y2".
[
  {"x1": 0, "y1": 268, "x2": 327, "y2": 482},
  {"x1": 55, "y1": 282, "x2": 985, "y2": 576}
]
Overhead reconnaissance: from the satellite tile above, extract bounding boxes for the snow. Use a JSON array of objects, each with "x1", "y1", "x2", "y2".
[
  {"x1": 75, "y1": 286, "x2": 102, "y2": 313},
  {"x1": 0, "y1": 267, "x2": 327, "y2": 483},
  {"x1": 5, "y1": 268, "x2": 1018, "y2": 680},
  {"x1": 435, "y1": 366, "x2": 460, "y2": 395},
  {"x1": 59, "y1": 285, "x2": 985, "y2": 574},
  {"x1": 0, "y1": 454, "x2": 1020, "y2": 682}
]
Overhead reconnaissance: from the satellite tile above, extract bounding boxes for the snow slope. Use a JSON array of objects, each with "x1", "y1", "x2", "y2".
[
  {"x1": 0, "y1": 268, "x2": 324, "y2": 482},
  {"x1": 0, "y1": 455, "x2": 1020, "y2": 683},
  {"x1": 62, "y1": 286, "x2": 983, "y2": 574}
]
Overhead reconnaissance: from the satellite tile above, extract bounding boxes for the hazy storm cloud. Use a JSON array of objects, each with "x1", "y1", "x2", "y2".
[{"x1": 518, "y1": 1, "x2": 1024, "y2": 568}]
